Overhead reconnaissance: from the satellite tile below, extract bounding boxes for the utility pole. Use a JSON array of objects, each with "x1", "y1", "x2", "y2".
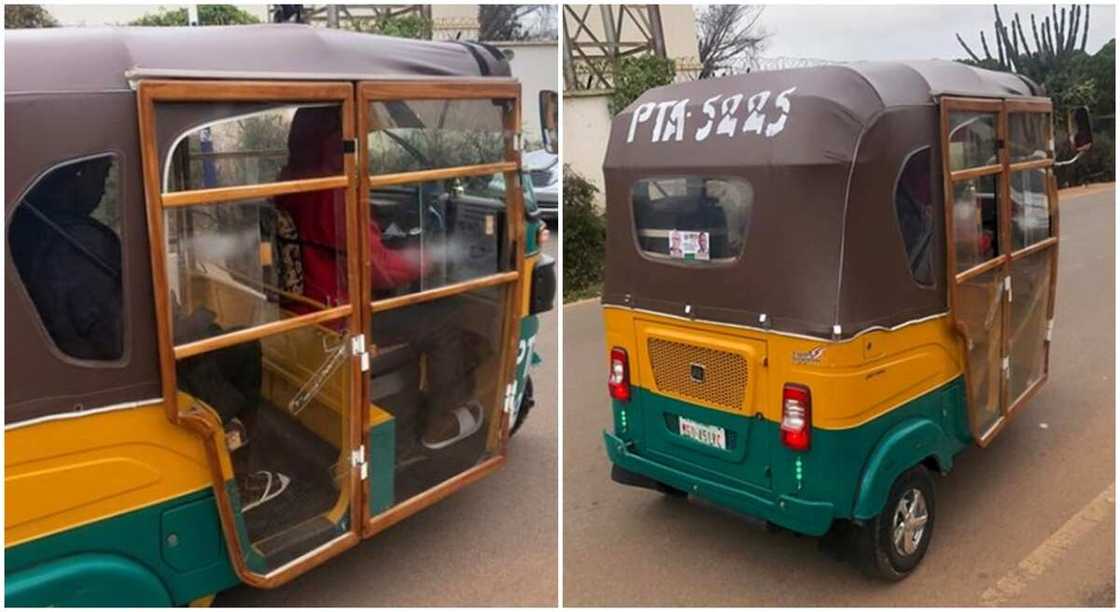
[{"x1": 187, "y1": 5, "x2": 199, "y2": 26}]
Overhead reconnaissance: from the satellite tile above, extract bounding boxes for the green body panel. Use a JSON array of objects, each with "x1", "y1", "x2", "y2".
[
  {"x1": 5, "y1": 488, "x2": 239, "y2": 607},
  {"x1": 225, "y1": 480, "x2": 269, "y2": 574},
  {"x1": 514, "y1": 315, "x2": 541, "y2": 407},
  {"x1": 606, "y1": 378, "x2": 970, "y2": 535},
  {"x1": 368, "y1": 416, "x2": 397, "y2": 516}
]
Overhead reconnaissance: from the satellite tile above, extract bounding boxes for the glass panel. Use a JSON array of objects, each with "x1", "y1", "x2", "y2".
[
  {"x1": 9, "y1": 155, "x2": 124, "y2": 361},
  {"x1": 369, "y1": 178, "x2": 511, "y2": 300},
  {"x1": 368, "y1": 285, "x2": 507, "y2": 507},
  {"x1": 163, "y1": 103, "x2": 343, "y2": 192},
  {"x1": 367, "y1": 99, "x2": 509, "y2": 175},
  {"x1": 1008, "y1": 249, "x2": 1052, "y2": 404},
  {"x1": 166, "y1": 189, "x2": 348, "y2": 345},
  {"x1": 1008, "y1": 112, "x2": 1051, "y2": 163},
  {"x1": 894, "y1": 148, "x2": 935, "y2": 286},
  {"x1": 948, "y1": 111, "x2": 999, "y2": 171},
  {"x1": 631, "y1": 176, "x2": 753, "y2": 263},
  {"x1": 956, "y1": 268, "x2": 1004, "y2": 435},
  {"x1": 1010, "y1": 168, "x2": 1052, "y2": 251},
  {"x1": 176, "y1": 321, "x2": 352, "y2": 572},
  {"x1": 951, "y1": 175, "x2": 1001, "y2": 273}
]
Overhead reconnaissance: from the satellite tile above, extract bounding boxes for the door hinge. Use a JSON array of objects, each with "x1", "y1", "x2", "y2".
[
  {"x1": 1046, "y1": 318, "x2": 1054, "y2": 342},
  {"x1": 351, "y1": 335, "x2": 370, "y2": 372},
  {"x1": 513, "y1": 132, "x2": 523, "y2": 152},
  {"x1": 1004, "y1": 276, "x2": 1013, "y2": 302},
  {"x1": 503, "y1": 383, "x2": 515, "y2": 414},
  {"x1": 1002, "y1": 356, "x2": 1010, "y2": 378},
  {"x1": 351, "y1": 445, "x2": 368, "y2": 480}
]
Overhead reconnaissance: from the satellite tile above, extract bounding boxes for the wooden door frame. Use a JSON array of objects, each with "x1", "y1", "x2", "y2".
[
  {"x1": 136, "y1": 80, "x2": 364, "y2": 587},
  {"x1": 940, "y1": 96, "x2": 1057, "y2": 447},
  {"x1": 355, "y1": 79, "x2": 525, "y2": 538}
]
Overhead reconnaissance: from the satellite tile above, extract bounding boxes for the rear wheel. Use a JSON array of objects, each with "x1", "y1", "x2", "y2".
[
  {"x1": 509, "y1": 377, "x2": 534, "y2": 436},
  {"x1": 854, "y1": 465, "x2": 935, "y2": 581}
]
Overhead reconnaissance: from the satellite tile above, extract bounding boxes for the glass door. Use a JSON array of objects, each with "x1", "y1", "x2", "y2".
[
  {"x1": 941, "y1": 97, "x2": 1057, "y2": 446},
  {"x1": 137, "y1": 81, "x2": 364, "y2": 584},
  {"x1": 357, "y1": 80, "x2": 525, "y2": 531}
]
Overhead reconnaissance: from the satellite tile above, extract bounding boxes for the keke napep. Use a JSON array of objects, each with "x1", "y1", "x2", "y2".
[
  {"x1": 5, "y1": 24, "x2": 555, "y2": 605},
  {"x1": 601, "y1": 60, "x2": 1090, "y2": 579}
]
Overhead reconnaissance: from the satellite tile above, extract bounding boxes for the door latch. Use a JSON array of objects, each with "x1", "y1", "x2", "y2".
[
  {"x1": 503, "y1": 383, "x2": 515, "y2": 414},
  {"x1": 1004, "y1": 276, "x2": 1013, "y2": 302},
  {"x1": 351, "y1": 445, "x2": 368, "y2": 480},
  {"x1": 351, "y1": 335, "x2": 370, "y2": 372}
]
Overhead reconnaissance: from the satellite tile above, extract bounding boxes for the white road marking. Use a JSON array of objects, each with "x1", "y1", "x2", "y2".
[{"x1": 980, "y1": 482, "x2": 1115, "y2": 606}]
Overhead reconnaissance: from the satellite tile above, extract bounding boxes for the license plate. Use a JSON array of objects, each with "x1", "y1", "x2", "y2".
[{"x1": 678, "y1": 417, "x2": 726, "y2": 450}]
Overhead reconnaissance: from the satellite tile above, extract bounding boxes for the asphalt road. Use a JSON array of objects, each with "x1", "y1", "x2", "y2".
[
  {"x1": 218, "y1": 240, "x2": 558, "y2": 606},
  {"x1": 563, "y1": 186, "x2": 1115, "y2": 606}
]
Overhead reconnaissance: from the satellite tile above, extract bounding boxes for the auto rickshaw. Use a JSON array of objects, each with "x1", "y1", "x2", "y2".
[
  {"x1": 5, "y1": 24, "x2": 555, "y2": 605},
  {"x1": 600, "y1": 60, "x2": 1092, "y2": 579}
]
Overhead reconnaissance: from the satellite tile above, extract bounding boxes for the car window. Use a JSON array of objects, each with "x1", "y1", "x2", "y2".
[
  {"x1": 894, "y1": 147, "x2": 935, "y2": 286},
  {"x1": 9, "y1": 154, "x2": 124, "y2": 361},
  {"x1": 631, "y1": 176, "x2": 752, "y2": 264}
]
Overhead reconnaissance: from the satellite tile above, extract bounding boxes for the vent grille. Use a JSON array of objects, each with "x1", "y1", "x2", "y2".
[{"x1": 647, "y1": 338, "x2": 748, "y2": 410}]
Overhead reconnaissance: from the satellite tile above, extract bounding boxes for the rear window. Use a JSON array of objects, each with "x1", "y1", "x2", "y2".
[{"x1": 631, "y1": 176, "x2": 752, "y2": 263}]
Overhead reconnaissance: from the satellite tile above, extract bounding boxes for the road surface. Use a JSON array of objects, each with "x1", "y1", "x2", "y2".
[
  {"x1": 563, "y1": 186, "x2": 1115, "y2": 606},
  {"x1": 219, "y1": 240, "x2": 559, "y2": 606}
]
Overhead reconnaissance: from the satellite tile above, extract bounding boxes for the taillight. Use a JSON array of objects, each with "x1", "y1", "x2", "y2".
[
  {"x1": 608, "y1": 347, "x2": 631, "y2": 402},
  {"x1": 780, "y1": 383, "x2": 811, "y2": 451}
]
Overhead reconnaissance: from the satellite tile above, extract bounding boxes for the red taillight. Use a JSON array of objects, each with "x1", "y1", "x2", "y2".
[
  {"x1": 608, "y1": 347, "x2": 631, "y2": 402},
  {"x1": 781, "y1": 383, "x2": 811, "y2": 451}
]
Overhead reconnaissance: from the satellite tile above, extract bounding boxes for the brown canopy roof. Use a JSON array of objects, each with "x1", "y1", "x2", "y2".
[
  {"x1": 5, "y1": 24, "x2": 510, "y2": 94},
  {"x1": 603, "y1": 60, "x2": 1043, "y2": 340}
]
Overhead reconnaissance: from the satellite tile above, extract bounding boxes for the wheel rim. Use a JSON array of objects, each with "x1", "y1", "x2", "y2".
[{"x1": 891, "y1": 488, "x2": 929, "y2": 557}]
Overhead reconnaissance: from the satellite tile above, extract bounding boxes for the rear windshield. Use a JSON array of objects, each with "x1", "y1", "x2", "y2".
[{"x1": 631, "y1": 176, "x2": 752, "y2": 263}]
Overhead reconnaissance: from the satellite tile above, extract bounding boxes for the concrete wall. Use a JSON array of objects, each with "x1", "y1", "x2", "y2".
[
  {"x1": 562, "y1": 93, "x2": 611, "y2": 197},
  {"x1": 495, "y1": 41, "x2": 560, "y2": 148}
]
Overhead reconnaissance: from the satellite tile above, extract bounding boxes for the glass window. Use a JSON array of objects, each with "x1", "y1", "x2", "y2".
[
  {"x1": 1010, "y1": 168, "x2": 1052, "y2": 251},
  {"x1": 1008, "y1": 249, "x2": 1051, "y2": 404},
  {"x1": 894, "y1": 147, "x2": 935, "y2": 286},
  {"x1": 631, "y1": 176, "x2": 753, "y2": 263},
  {"x1": 956, "y1": 268, "x2": 1005, "y2": 435},
  {"x1": 370, "y1": 177, "x2": 512, "y2": 300},
  {"x1": 951, "y1": 175, "x2": 1001, "y2": 273},
  {"x1": 165, "y1": 189, "x2": 348, "y2": 345},
  {"x1": 9, "y1": 155, "x2": 124, "y2": 361},
  {"x1": 1008, "y1": 112, "x2": 1051, "y2": 163},
  {"x1": 948, "y1": 111, "x2": 999, "y2": 171},
  {"x1": 367, "y1": 99, "x2": 510, "y2": 175},
  {"x1": 163, "y1": 103, "x2": 344, "y2": 192}
]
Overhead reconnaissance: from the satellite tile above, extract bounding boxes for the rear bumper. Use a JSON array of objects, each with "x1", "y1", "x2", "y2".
[{"x1": 603, "y1": 431, "x2": 835, "y2": 536}]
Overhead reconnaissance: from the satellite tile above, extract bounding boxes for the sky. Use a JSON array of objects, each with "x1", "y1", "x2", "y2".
[{"x1": 755, "y1": 4, "x2": 1116, "y2": 63}]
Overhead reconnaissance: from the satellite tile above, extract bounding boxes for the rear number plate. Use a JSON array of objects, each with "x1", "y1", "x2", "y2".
[{"x1": 678, "y1": 417, "x2": 726, "y2": 450}]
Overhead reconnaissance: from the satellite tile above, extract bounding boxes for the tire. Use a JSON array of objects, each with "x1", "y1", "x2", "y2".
[
  {"x1": 509, "y1": 376, "x2": 534, "y2": 436},
  {"x1": 853, "y1": 465, "x2": 935, "y2": 581}
]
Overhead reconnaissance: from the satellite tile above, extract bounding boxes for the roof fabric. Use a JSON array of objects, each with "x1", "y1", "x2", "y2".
[{"x1": 5, "y1": 24, "x2": 510, "y2": 93}]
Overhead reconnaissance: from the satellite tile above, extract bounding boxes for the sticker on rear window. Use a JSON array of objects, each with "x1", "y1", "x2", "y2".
[{"x1": 669, "y1": 230, "x2": 710, "y2": 261}]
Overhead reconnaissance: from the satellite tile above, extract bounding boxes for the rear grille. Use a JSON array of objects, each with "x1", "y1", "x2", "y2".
[{"x1": 647, "y1": 338, "x2": 748, "y2": 410}]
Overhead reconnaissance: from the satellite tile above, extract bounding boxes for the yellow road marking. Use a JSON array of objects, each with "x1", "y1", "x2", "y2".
[{"x1": 979, "y1": 482, "x2": 1115, "y2": 606}]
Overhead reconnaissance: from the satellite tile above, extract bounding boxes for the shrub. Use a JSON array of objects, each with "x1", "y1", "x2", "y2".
[
  {"x1": 562, "y1": 166, "x2": 606, "y2": 299},
  {"x1": 609, "y1": 55, "x2": 677, "y2": 116}
]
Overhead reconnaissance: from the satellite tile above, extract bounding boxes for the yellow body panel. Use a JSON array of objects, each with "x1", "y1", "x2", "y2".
[
  {"x1": 604, "y1": 306, "x2": 965, "y2": 430},
  {"x1": 5, "y1": 402, "x2": 211, "y2": 547},
  {"x1": 519, "y1": 252, "x2": 540, "y2": 316}
]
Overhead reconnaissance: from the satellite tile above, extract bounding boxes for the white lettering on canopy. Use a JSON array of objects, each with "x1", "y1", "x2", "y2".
[{"x1": 626, "y1": 86, "x2": 797, "y2": 145}]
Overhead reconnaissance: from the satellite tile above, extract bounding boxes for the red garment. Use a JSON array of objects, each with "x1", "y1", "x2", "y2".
[{"x1": 275, "y1": 189, "x2": 420, "y2": 308}]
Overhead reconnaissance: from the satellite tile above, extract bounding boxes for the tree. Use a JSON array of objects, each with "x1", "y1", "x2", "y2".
[
  {"x1": 695, "y1": 5, "x2": 769, "y2": 79},
  {"x1": 129, "y1": 5, "x2": 260, "y2": 27},
  {"x1": 956, "y1": 4, "x2": 1090, "y2": 83},
  {"x1": 478, "y1": 5, "x2": 540, "y2": 41},
  {"x1": 355, "y1": 13, "x2": 432, "y2": 40},
  {"x1": 5, "y1": 5, "x2": 58, "y2": 29},
  {"x1": 609, "y1": 55, "x2": 676, "y2": 115}
]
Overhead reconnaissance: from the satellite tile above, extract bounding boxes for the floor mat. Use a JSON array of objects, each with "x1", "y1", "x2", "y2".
[{"x1": 235, "y1": 403, "x2": 343, "y2": 556}]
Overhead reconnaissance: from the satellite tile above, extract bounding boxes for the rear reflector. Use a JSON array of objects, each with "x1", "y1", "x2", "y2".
[
  {"x1": 781, "y1": 383, "x2": 811, "y2": 451},
  {"x1": 608, "y1": 347, "x2": 631, "y2": 402}
]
